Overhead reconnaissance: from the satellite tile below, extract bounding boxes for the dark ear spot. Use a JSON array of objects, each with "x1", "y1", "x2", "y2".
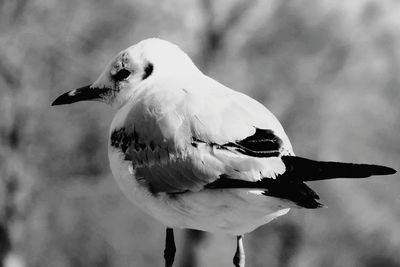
[{"x1": 142, "y1": 63, "x2": 153, "y2": 80}]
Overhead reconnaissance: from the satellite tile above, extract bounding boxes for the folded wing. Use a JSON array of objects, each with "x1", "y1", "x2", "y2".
[{"x1": 111, "y1": 79, "x2": 322, "y2": 208}]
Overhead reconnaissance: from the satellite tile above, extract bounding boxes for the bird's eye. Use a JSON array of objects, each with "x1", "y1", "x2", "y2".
[{"x1": 113, "y1": 69, "x2": 131, "y2": 81}]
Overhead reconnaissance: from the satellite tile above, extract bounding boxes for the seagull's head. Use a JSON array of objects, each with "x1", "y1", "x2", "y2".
[{"x1": 52, "y1": 38, "x2": 199, "y2": 109}]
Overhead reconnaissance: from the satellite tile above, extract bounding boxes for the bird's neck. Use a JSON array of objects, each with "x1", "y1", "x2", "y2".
[{"x1": 109, "y1": 100, "x2": 134, "y2": 136}]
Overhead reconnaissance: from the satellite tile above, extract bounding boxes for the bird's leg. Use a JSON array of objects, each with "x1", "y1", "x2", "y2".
[
  {"x1": 164, "y1": 228, "x2": 176, "y2": 267},
  {"x1": 233, "y1": 235, "x2": 245, "y2": 267}
]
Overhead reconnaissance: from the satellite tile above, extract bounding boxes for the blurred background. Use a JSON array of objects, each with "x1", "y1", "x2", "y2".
[{"x1": 1, "y1": 0, "x2": 400, "y2": 266}]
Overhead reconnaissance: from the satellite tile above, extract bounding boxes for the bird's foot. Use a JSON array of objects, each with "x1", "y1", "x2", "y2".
[
  {"x1": 233, "y1": 235, "x2": 245, "y2": 267},
  {"x1": 164, "y1": 228, "x2": 176, "y2": 267}
]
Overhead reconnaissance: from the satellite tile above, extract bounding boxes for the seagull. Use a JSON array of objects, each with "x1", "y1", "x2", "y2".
[{"x1": 52, "y1": 38, "x2": 396, "y2": 267}]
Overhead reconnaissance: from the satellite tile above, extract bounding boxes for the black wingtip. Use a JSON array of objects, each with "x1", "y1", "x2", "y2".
[
  {"x1": 312, "y1": 201, "x2": 326, "y2": 209},
  {"x1": 372, "y1": 165, "x2": 397, "y2": 176},
  {"x1": 294, "y1": 199, "x2": 325, "y2": 209},
  {"x1": 281, "y1": 156, "x2": 397, "y2": 181}
]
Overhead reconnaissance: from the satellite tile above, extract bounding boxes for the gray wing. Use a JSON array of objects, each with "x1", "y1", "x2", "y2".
[{"x1": 112, "y1": 78, "x2": 293, "y2": 193}]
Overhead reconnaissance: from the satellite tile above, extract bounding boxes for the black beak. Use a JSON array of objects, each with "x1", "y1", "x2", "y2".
[{"x1": 51, "y1": 85, "x2": 110, "y2": 106}]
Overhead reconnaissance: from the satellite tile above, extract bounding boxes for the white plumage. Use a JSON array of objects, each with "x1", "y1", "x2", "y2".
[
  {"x1": 52, "y1": 38, "x2": 395, "y2": 267},
  {"x1": 103, "y1": 39, "x2": 294, "y2": 234}
]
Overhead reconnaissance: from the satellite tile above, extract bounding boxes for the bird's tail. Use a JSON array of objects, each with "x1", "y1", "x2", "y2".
[{"x1": 281, "y1": 156, "x2": 396, "y2": 181}]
